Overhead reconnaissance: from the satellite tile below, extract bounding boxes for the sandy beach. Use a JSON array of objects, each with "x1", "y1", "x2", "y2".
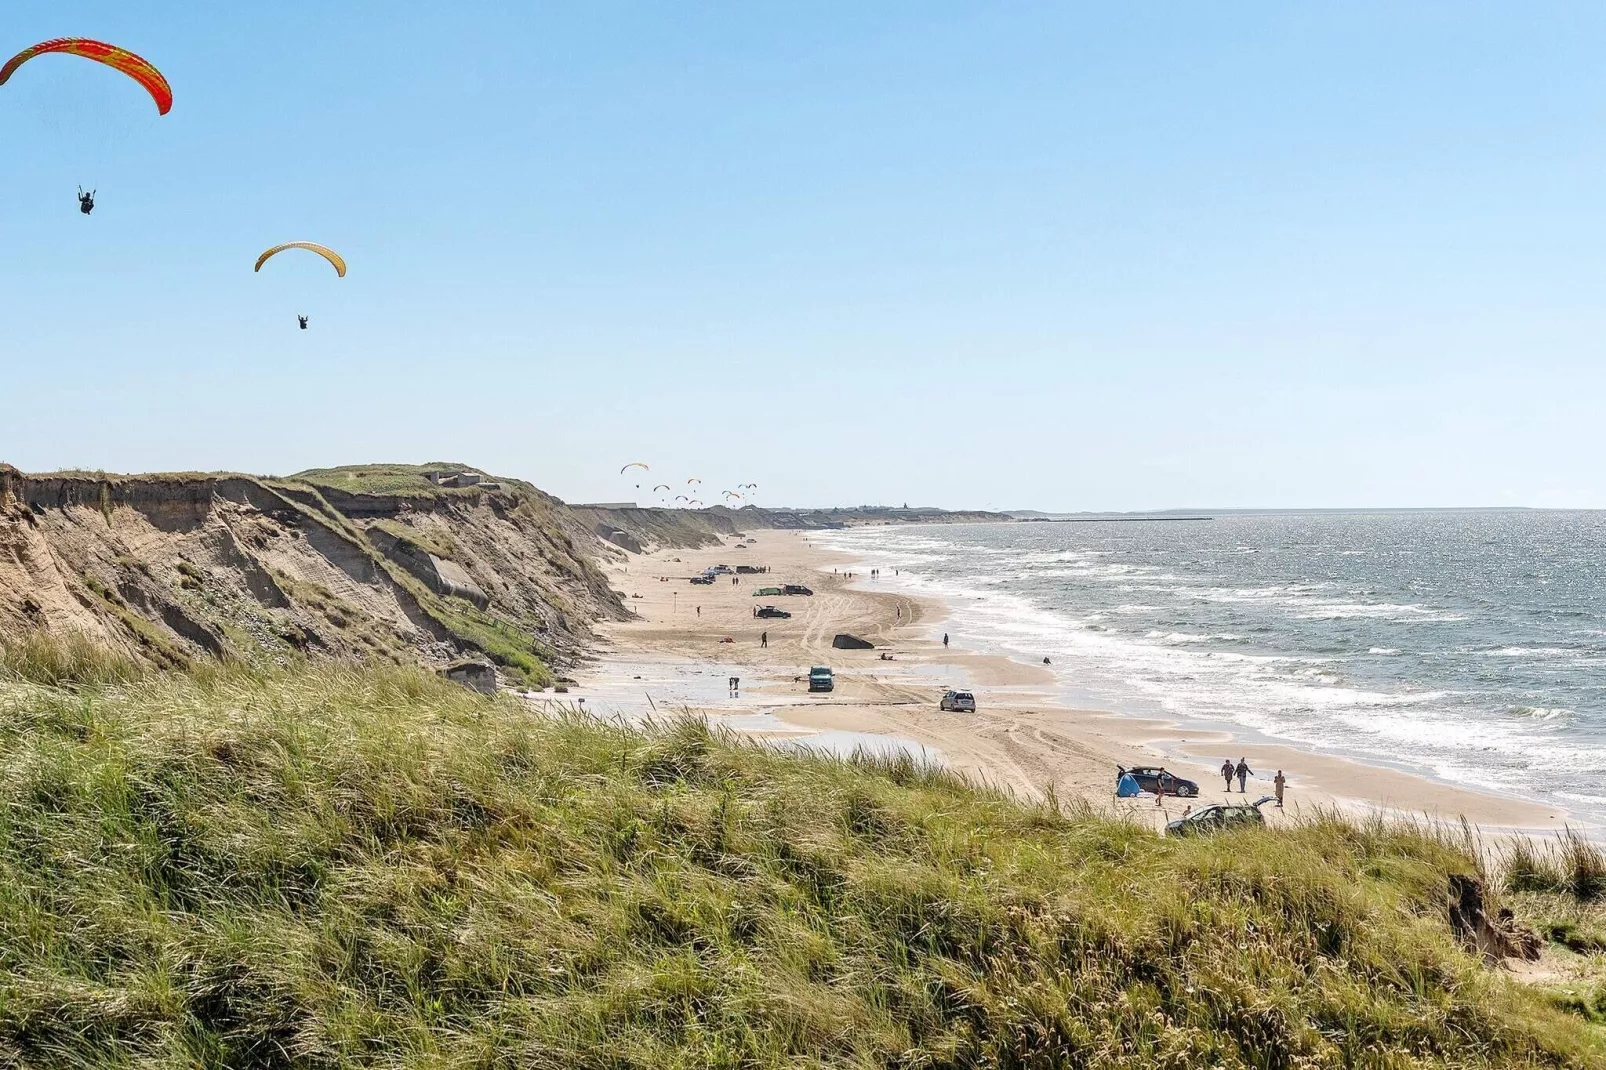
[{"x1": 568, "y1": 529, "x2": 1568, "y2": 834}]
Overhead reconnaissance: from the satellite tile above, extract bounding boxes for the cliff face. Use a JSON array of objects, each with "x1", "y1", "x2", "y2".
[{"x1": 0, "y1": 465, "x2": 626, "y2": 684}]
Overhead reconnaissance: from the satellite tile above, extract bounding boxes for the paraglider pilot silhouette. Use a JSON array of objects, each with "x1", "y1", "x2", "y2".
[
  {"x1": 297, "y1": 315, "x2": 309, "y2": 330},
  {"x1": 77, "y1": 186, "x2": 94, "y2": 215}
]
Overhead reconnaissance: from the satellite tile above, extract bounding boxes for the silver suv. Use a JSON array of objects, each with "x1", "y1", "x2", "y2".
[{"x1": 940, "y1": 690, "x2": 976, "y2": 712}]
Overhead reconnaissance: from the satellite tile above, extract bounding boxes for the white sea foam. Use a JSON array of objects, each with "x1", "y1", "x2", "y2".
[{"x1": 1485, "y1": 646, "x2": 1575, "y2": 658}]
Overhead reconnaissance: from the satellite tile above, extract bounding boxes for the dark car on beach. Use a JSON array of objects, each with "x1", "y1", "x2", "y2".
[
  {"x1": 689, "y1": 575, "x2": 715, "y2": 585},
  {"x1": 1165, "y1": 797, "x2": 1275, "y2": 837},
  {"x1": 782, "y1": 584, "x2": 814, "y2": 596},
  {"x1": 1118, "y1": 766, "x2": 1199, "y2": 798},
  {"x1": 754, "y1": 605, "x2": 792, "y2": 619}
]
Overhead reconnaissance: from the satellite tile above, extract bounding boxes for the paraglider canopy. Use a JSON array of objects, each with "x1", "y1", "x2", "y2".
[
  {"x1": 619, "y1": 462, "x2": 649, "y2": 475},
  {"x1": 0, "y1": 38, "x2": 173, "y2": 115},
  {"x1": 255, "y1": 242, "x2": 347, "y2": 277}
]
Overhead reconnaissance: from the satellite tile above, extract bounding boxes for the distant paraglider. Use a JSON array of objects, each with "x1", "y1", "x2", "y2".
[
  {"x1": 76, "y1": 186, "x2": 95, "y2": 216},
  {"x1": 256, "y1": 244, "x2": 345, "y2": 329},
  {"x1": 255, "y1": 242, "x2": 347, "y2": 277},
  {"x1": 1, "y1": 38, "x2": 173, "y2": 115},
  {"x1": 686, "y1": 478, "x2": 701, "y2": 486},
  {"x1": 620, "y1": 462, "x2": 649, "y2": 475},
  {"x1": 652, "y1": 484, "x2": 670, "y2": 493}
]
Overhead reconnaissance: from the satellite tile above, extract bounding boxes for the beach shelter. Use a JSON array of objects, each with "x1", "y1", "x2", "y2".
[{"x1": 1116, "y1": 771, "x2": 1141, "y2": 798}]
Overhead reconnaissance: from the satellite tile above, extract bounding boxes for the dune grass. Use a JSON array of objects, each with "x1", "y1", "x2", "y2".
[
  {"x1": 0, "y1": 628, "x2": 147, "y2": 689},
  {"x1": 286, "y1": 464, "x2": 536, "y2": 500},
  {"x1": 0, "y1": 656, "x2": 1600, "y2": 1067},
  {"x1": 1505, "y1": 830, "x2": 1606, "y2": 902}
]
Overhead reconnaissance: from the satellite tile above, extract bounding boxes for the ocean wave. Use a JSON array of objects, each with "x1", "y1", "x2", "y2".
[
  {"x1": 1510, "y1": 706, "x2": 1574, "y2": 720},
  {"x1": 1143, "y1": 630, "x2": 1248, "y2": 645},
  {"x1": 814, "y1": 515, "x2": 1606, "y2": 824},
  {"x1": 1296, "y1": 602, "x2": 1466, "y2": 623},
  {"x1": 1484, "y1": 646, "x2": 1576, "y2": 658}
]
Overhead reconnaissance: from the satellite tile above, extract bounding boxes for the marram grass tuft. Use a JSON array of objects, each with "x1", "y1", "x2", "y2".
[{"x1": 0, "y1": 655, "x2": 1599, "y2": 1068}]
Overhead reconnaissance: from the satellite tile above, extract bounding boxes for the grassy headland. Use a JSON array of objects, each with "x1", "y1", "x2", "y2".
[{"x1": 0, "y1": 645, "x2": 1601, "y2": 1067}]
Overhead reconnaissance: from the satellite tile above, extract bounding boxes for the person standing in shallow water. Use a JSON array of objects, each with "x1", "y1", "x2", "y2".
[{"x1": 1221, "y1": 759, "x2": 1234, "y2": 791}]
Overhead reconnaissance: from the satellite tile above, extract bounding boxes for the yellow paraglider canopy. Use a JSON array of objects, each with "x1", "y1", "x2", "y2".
[{"x1": 254, "y1": 242, "x2": 347, "y2": 277}]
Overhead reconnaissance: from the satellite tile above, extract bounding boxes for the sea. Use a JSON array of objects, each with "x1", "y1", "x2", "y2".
[{"x1": 822, "y1": 512, "x2": 1606, "y2": 826}]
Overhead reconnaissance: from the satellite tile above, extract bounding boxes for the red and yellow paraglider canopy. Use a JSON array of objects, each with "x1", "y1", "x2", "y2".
[{"x1": 0, "y1": 38, "x2": 172, "y2": 115}]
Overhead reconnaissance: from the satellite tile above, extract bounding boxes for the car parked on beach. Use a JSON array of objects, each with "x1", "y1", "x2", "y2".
[
  {"x1": 782, "y1": 584, "x2": 814, "y2": 596},
  {"x1": 1118, "y1": 766, "x2": 1199, "y2": 798},
  {"x1": 1165, "y1": 797, "x2": 1274, "y2": 837},
  {"x1": 689, "y1": 575, "x2": 715, "y2": 585},
  {"x1": 808, "y1": 666, "x2": 834, "y2": 692},
  {"x1": 939, "y1": 690, "x2": 976, "y2": 712},
  {"x1": 754, "y1": 605, "x2": 791, "y2": 619}
]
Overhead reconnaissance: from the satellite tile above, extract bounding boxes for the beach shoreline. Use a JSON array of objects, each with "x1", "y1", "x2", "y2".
[{"x1": 570, "y1": 527, "x2": 1570, "y2": 835}]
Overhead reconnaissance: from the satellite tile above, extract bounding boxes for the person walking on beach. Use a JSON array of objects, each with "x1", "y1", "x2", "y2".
[
  {"x1": 1220, "y1": 759, "x2": 1234, "y2": 791},
  {"x1": 1235, "y1": 758, "x2": 1253, "y2": 793},
  {"x1": 760, "y1": 631, "x2": 768, "y2": 648},
  {"x1": 1274, "y1": 769, "x2": 1286, "y2": 808},
  {"x1": 696, "y1": 606, "x2": 700, "y2": 617},
  {"x1": 1155, "y1": 769, "x2": 1168, "y2": 807},
  {"x1": 943, "y1": 633, "x2": 949, "y2": 649}
]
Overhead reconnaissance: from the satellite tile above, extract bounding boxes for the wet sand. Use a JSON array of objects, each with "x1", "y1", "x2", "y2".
[{"x1": 566, "y1": 529, "x2": 1567, "y2": 833}]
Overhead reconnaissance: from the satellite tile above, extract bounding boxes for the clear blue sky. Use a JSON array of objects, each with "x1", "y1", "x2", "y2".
[{"x1": 4, "y1": 3, "x2": 1604, "y2": 510}]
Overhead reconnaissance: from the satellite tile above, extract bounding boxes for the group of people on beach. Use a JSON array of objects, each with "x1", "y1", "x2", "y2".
[
  {"x1": 1120, "y1": 761, "x2": 1289, "y2": 809},
  {"x1": 1218, "y1": 759, "x2": 1288, "y2": 806}
]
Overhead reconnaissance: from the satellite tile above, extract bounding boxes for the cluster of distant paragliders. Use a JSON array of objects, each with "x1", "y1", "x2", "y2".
[
  {"x1": 1, "y1": 37, "x2": 345, "y2": 330},
  {"x1": 618, "y1": 464, "x2": 757, "y2": 510}
]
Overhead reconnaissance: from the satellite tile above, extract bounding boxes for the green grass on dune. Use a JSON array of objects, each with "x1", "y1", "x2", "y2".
[
  {"x1": 287, "y1": 463, "x2": 534, "y2": 500},
  {"x1": 0, "y1": 657, "x2": 1599, "y2": 1068}
]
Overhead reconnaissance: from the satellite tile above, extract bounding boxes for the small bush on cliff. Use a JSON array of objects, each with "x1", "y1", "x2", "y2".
[{"x1": 0, "y1": 657, "x2": 1598, "y2": 1068}]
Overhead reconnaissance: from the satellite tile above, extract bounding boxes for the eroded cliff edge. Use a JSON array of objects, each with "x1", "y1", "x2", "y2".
[{"x1": 0, "y1": 463, "x2": 626, "y2": 685}]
